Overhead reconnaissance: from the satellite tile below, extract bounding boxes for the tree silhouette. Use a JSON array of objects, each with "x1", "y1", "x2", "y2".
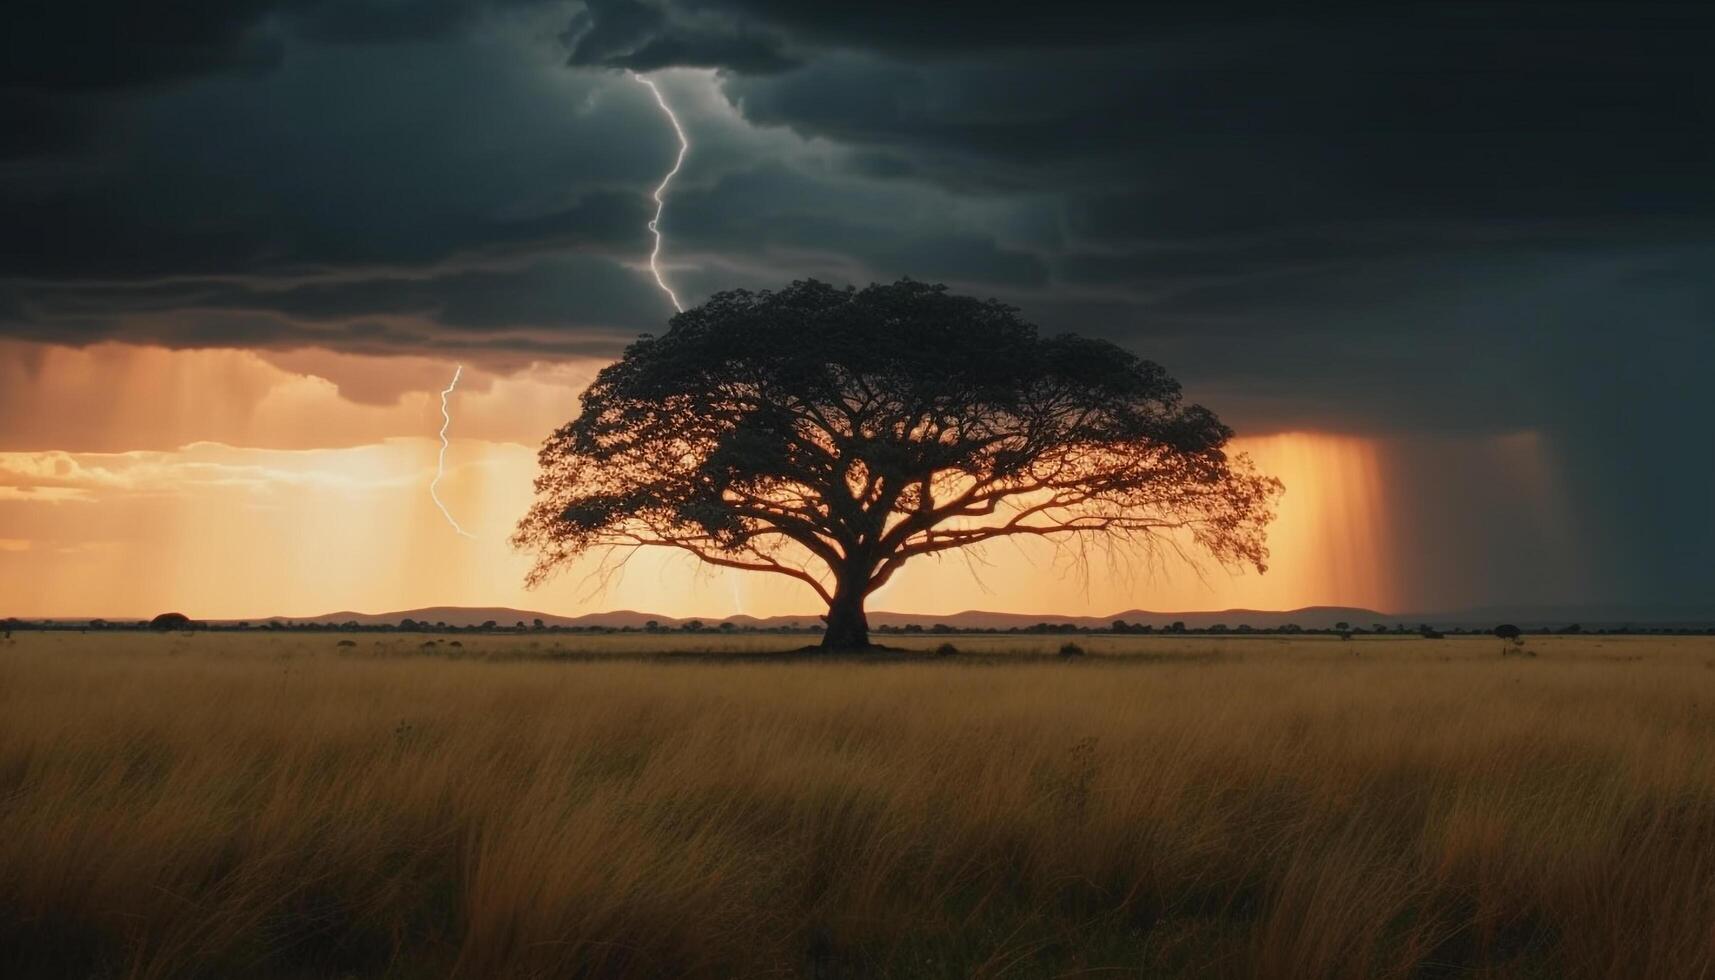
[
  {"x1": 515, "y1": 280, "x2": 1281, "y2": 650},
  {"x1": 1495, "y1": 623, "x2": 1526, "y2": 653},
  {"x1": 148, "y1": 612, "x2": 193, "y2": 631}
]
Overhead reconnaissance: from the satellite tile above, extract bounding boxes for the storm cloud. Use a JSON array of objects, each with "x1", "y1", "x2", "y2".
[{"x1": 3, "y1": 0, "x2": 1712, "y2": 606}]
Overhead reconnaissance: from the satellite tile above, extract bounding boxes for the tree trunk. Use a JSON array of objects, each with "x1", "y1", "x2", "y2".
[{"x1": 820, "y1": 578, "x2": 871, "y2": 650}]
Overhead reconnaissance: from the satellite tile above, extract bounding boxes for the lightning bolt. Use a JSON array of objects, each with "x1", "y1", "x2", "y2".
[
  {"x1": 431, "y1": 364, "x2": 475, "y2": 538},
  {"x1": 631, "y1": 73, "x2": 746, "y2": 616},
  {"x1": 633, "y1": 72, "x2": 688, "y2": 313},
  {"x1": 627, "y1": 72, "x2": 747, "y2": 617}
]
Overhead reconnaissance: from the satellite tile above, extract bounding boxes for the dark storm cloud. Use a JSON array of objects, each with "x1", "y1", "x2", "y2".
[
  {"x1": 7, "y1": 254, "x2": 665, "y2": 331},
  {"x1": 586, "y1": 0, "x2": 1710, "y2": 608},
  {"x1": 3, "y1": 1, "x2": 1707, "y2": 373},
  {"x1": 5, "y1": 0, "x2": 557, "y2": 93},
  {"x1": 3, "y1": 188, "x2": 648, "y2": 280},
  {"x1": 0, "y1": 3, "x2": 1066, "y2": 354},
  {"x1": 673, "y1": 1, "x2": 1713, "y2": 408},
  {"x1": 2, "y1": 1, "x2": 564, "y2": 162},
  {"x1": 1, "y1": 5, "x2": 682, "y2": 352},
  {"x1": 7, "y1": 1, "x2": 285, "y2": 93},
  {"x1": 574, "y1": 0, "x2": 1239, "y2": 62},
  {"x1": 663, "y1": 162, "x2": 1050, "y2": 286},
  {"x1": 561, "y1": 0, "x2": 795, "y2": 73},
  {"x1": 719, "y1": 31, "x2": 1712, "y2": 214},
  {"x1": 3, "y1": 0, "x2": 1712, "y2": 604}
]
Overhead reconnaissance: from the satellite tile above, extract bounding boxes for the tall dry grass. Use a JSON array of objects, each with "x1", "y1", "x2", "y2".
[{"x1": 2, "y1": 632, "x2": 1714, "y2": 978}]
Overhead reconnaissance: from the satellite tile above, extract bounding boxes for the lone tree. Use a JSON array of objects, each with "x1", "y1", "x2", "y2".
[
  {"x1": 1494, "y1": 623, "x2": 1526, "y2": 652},
  {"x1": 515, "y1": 280, "x2": 1281, "y2": 650}
]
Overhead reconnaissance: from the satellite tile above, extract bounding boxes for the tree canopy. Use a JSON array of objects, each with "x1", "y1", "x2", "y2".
[{"x1": 514, "y1": 279, "x2": 1281, "y2": 649}]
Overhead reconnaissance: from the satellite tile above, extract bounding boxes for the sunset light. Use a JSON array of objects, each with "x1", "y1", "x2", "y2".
[{"x1": 2, "y1": 6, "x2": 1709, "y2": 976}]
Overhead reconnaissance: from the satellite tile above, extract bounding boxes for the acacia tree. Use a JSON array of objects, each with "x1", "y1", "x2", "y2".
[{"x1": 514, "y1": 280, "x2": 1281, "y2": 650}]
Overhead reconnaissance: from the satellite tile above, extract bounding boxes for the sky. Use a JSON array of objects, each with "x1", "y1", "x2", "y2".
[{"x1": 2, "y1": 1, "x2": 1710, "y2": 619}]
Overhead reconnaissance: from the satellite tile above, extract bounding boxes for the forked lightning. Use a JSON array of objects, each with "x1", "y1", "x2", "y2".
[
  {"x1": 633, "y1": 72, "x2": 688, "y2": 313},
  {"x1": 431, "y1": 364, "x2": 475, "y2": 538}
]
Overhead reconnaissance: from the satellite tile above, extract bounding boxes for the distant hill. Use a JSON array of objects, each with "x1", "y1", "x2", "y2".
[
  {"x1": 866, "y1": 606, "x2": 1389, "y2": 631},
  {"x1": 18, "y1": 603, "x2": 1712, "y2": 632},
  {"x1": 280, "y1": 602, "x2": 1715, "y2": 631},
  {"x1": 291, "y1": 604, "x2": 1390, "y2": 631}
]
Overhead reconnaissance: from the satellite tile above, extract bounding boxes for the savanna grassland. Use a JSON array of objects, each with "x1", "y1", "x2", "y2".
[{"x1": 3, "y1": 631, "x2": 1715, "y2": 979}]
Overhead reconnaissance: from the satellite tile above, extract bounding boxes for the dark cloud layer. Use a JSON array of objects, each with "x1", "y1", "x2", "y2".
[
  {"x1": 562, "y1": 0, "x2": 796, "y2": 73},
  {"x1": 2, "y1": 1, "x2": 1711, "y2": 605},
  {"x1": 6, "y1": 0, "x2": 556, "y2": 92}
]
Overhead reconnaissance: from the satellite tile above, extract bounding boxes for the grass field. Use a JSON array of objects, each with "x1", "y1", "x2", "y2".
[{"x1": 3, "y1": 631, "x2": 1714, "y2": 978}]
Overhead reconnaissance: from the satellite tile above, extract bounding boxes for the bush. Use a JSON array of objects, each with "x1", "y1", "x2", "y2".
[
  {"x1": 933, "y1": 642, "x2": 959, "y2": 657},
  {"x1": 148, "y1": 612, "x2": 194, "y2": 631},
  {"x1": 1058, "y1": 642, "x2": 1085, "y2": 658}
]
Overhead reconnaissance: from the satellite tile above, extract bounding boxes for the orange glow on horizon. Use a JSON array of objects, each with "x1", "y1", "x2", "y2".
[{"x1": 4, "y1": 342, "x2": 1417, "y2": 619}]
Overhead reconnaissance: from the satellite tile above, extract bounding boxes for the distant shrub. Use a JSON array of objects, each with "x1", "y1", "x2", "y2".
[
  {"x1": 335, "y1": 640, "x2": 356, "y2": 648},
  {"x1": 1058, "y1": 642, "x2": 1085, "y2": 658},
  {"x1": 1494, "y1": 623, "x2": 1531, "y2": 656},
  {"x1": 933, "y1": 642, "x2": 959, "y2": 657},
  {"x1": 148, "y1": 612, "x2": 194, "y2": 631}
]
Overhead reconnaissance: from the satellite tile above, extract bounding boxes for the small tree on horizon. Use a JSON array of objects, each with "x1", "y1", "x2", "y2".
[
  {"x1": 148, "y1": 612, "x2": 194, "y2": 631},
  {"x1": 514, "y1": 279, "x2": 1281, "y2": 650}
]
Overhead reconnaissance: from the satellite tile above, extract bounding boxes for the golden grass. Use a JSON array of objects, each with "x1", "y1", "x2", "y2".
[{"x1": 3, "y1": 631, "x2": 1714, "y2": 978}]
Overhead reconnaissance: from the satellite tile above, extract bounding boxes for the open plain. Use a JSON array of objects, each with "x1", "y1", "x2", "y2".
[{"x1": 3, "y1": 631, "x2": 1714, "y2": 978}]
